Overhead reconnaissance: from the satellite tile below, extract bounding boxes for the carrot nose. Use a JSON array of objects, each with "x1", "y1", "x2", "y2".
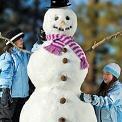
[{"x1": 60, "y1": 21, "x2": 66, "y2": 27}]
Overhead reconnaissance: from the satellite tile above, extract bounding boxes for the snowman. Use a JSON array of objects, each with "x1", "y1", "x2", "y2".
[{"x1": 20, "y1": 0, "x2": 97, "y2": 122}]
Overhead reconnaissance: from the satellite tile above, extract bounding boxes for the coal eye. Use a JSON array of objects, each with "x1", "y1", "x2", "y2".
[
  {"x1": 55, "y1": 16, "x2": 59, "y2": 21},
  {"x1": 66, "y1": 16, "x2": 70, "y2": 20}
]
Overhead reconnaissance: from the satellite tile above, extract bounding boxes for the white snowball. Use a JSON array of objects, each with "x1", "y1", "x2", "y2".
[
  {"x1": 27, "y1": 41, "x2": 88, "y2": 94},
  {"x1": 20, "y1": 87, "x2": 97, "y2": 122},
  {"x1": 43, "y1": 7, "x2": 77, "y2": 36}
]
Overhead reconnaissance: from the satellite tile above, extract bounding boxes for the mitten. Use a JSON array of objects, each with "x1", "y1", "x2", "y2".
[
  {"x1": 37, "y1": 27, "x2": 46, "y2": 44},
  {"x1": 80, "y1": 93, "x2": 93, "y2": 103}
]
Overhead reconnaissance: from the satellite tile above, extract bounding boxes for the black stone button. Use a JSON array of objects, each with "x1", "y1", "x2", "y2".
[
  {"x1": 60, "y1": 97, "x2": 66, "y2": 104},
  {"x1": 58, "y1": 117, "x2": 65, "y2": 122},
  {"x1": 61, "y1": 75, "x2": 67, "y2": 81},
  {"x1": 62, "y1": 48, "x2": 67, "y2": 53},
  {"x1": 62, "y1": 58, "x2": 68, "y2": 64}
]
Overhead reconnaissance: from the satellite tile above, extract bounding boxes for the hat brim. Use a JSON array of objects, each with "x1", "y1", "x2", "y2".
[
  {"x1": 6, "y1": 33, "x2": 24, "y2": 45},
  {"x1": 47, "y1": 4, "x2": 71, "y2": 8}
]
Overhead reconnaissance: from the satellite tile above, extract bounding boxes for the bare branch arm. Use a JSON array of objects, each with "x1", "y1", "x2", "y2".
[{"x1": 85, "y1": 31, "x2": 122, "y2": 52}]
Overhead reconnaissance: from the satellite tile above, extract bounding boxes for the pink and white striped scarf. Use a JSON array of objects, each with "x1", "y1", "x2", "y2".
[{"x1": 44, "y1": 34, "x2": 89, "y2": 69}]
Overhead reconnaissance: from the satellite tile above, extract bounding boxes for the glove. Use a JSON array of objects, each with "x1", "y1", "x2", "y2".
[
  {"x1": 80, "y1": 93, "x2": 93, "y2": 103},
  {"x1": 37, "y1": 27, "x2": 46, "y2": 44},
  {"x1": 39, "y1": 27, "x2": 46, "y2": 41},
  {"x1": 1, "y1": 88, "x2": 13, "y2": 107}
]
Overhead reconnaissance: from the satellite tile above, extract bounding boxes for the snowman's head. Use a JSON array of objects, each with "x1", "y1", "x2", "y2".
[{"x1": 43, "y1": 7, "x2": 77, "y2": 37}]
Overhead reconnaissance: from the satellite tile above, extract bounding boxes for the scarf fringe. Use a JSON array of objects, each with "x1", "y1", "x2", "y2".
[
  {"x1": 44, "y1": 44, "x2": 62, "y2": 55},
  {"x1": 80, "y1": 57, "x2": 89, "y2": 69}
]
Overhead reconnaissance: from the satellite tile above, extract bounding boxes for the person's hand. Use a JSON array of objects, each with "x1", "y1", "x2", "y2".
[
  {"x1": 80, "y1": 93, "x2": 93, "y2": 103},
  {"x1": 40, "y1": 27, "x2": 46, "y2": 41},
  {"x1": 1, "y1": 88, "x2": 13, "y2": 107}
]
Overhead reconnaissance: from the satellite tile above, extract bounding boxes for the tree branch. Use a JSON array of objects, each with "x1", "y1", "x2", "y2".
[
  {"x1": 85, "y1": 31, "x2": 122, "y2": 52},
  {"x1": 0, "y1": 32, "x2": 32, "y2": 54},
  {"x1": 1, "y1": 31, "x2": 122, "y2": 54}
]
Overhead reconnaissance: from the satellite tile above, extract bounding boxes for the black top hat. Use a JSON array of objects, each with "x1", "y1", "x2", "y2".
[
  {"x1": 49, "y1": 0, "x2": 71, "y2": 8},
  {"x1": 5, "y1": 28, "x2": 24, "y2": 45}
]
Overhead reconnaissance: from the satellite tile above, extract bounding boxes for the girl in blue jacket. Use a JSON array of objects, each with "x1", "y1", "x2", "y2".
[
  {"x1": 0, "y1": 28, "x2": 30, "y2": 122},
  {"x1": 80, "y1": 63, "x2": 122, "y2": 122}
]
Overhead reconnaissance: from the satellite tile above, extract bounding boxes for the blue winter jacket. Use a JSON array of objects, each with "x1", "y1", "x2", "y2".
[
  {"x1": 92, "y1": 81, "x2": 122, "y2": 122},
  {"x1": 0, "y1": 48, "x2": 30, "y2": 98}
]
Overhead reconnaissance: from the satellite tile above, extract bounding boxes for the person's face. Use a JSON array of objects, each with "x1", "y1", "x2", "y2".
[
  {"x1": 14, "y1": 38, "x2": 24, "y2": 49},
  {"x1": 102, "y1": 71, "x2": 113, "y2": 84}
]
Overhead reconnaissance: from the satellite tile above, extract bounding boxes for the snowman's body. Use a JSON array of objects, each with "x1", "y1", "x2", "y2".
[
  {"x1": 20, "y1": 87, "x2": 96, "y2": 122},
  {"x1": 20, "y1": 6, "x2": 97, "y2": 122}
]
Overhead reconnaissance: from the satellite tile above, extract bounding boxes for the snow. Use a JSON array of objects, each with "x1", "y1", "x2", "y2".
[
  {"x1": 43, "y1": 8, "x2": 77, "y2": 37},
  {"x1": 20, "y1": 87, "x2": 96, "y2": 122}
]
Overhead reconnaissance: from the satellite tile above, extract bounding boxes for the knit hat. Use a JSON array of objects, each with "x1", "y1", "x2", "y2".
[
  {"x1": 5, "y1": 28, "x2": 24, "y2": 45},
  {"x1": 103, "y1": 63, "x2": 121, "y2": 79}
]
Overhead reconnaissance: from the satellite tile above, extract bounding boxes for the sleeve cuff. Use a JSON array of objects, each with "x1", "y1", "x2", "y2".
[{"x1": 80, "y1": 93, "x2": 85, "y2": 101}]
